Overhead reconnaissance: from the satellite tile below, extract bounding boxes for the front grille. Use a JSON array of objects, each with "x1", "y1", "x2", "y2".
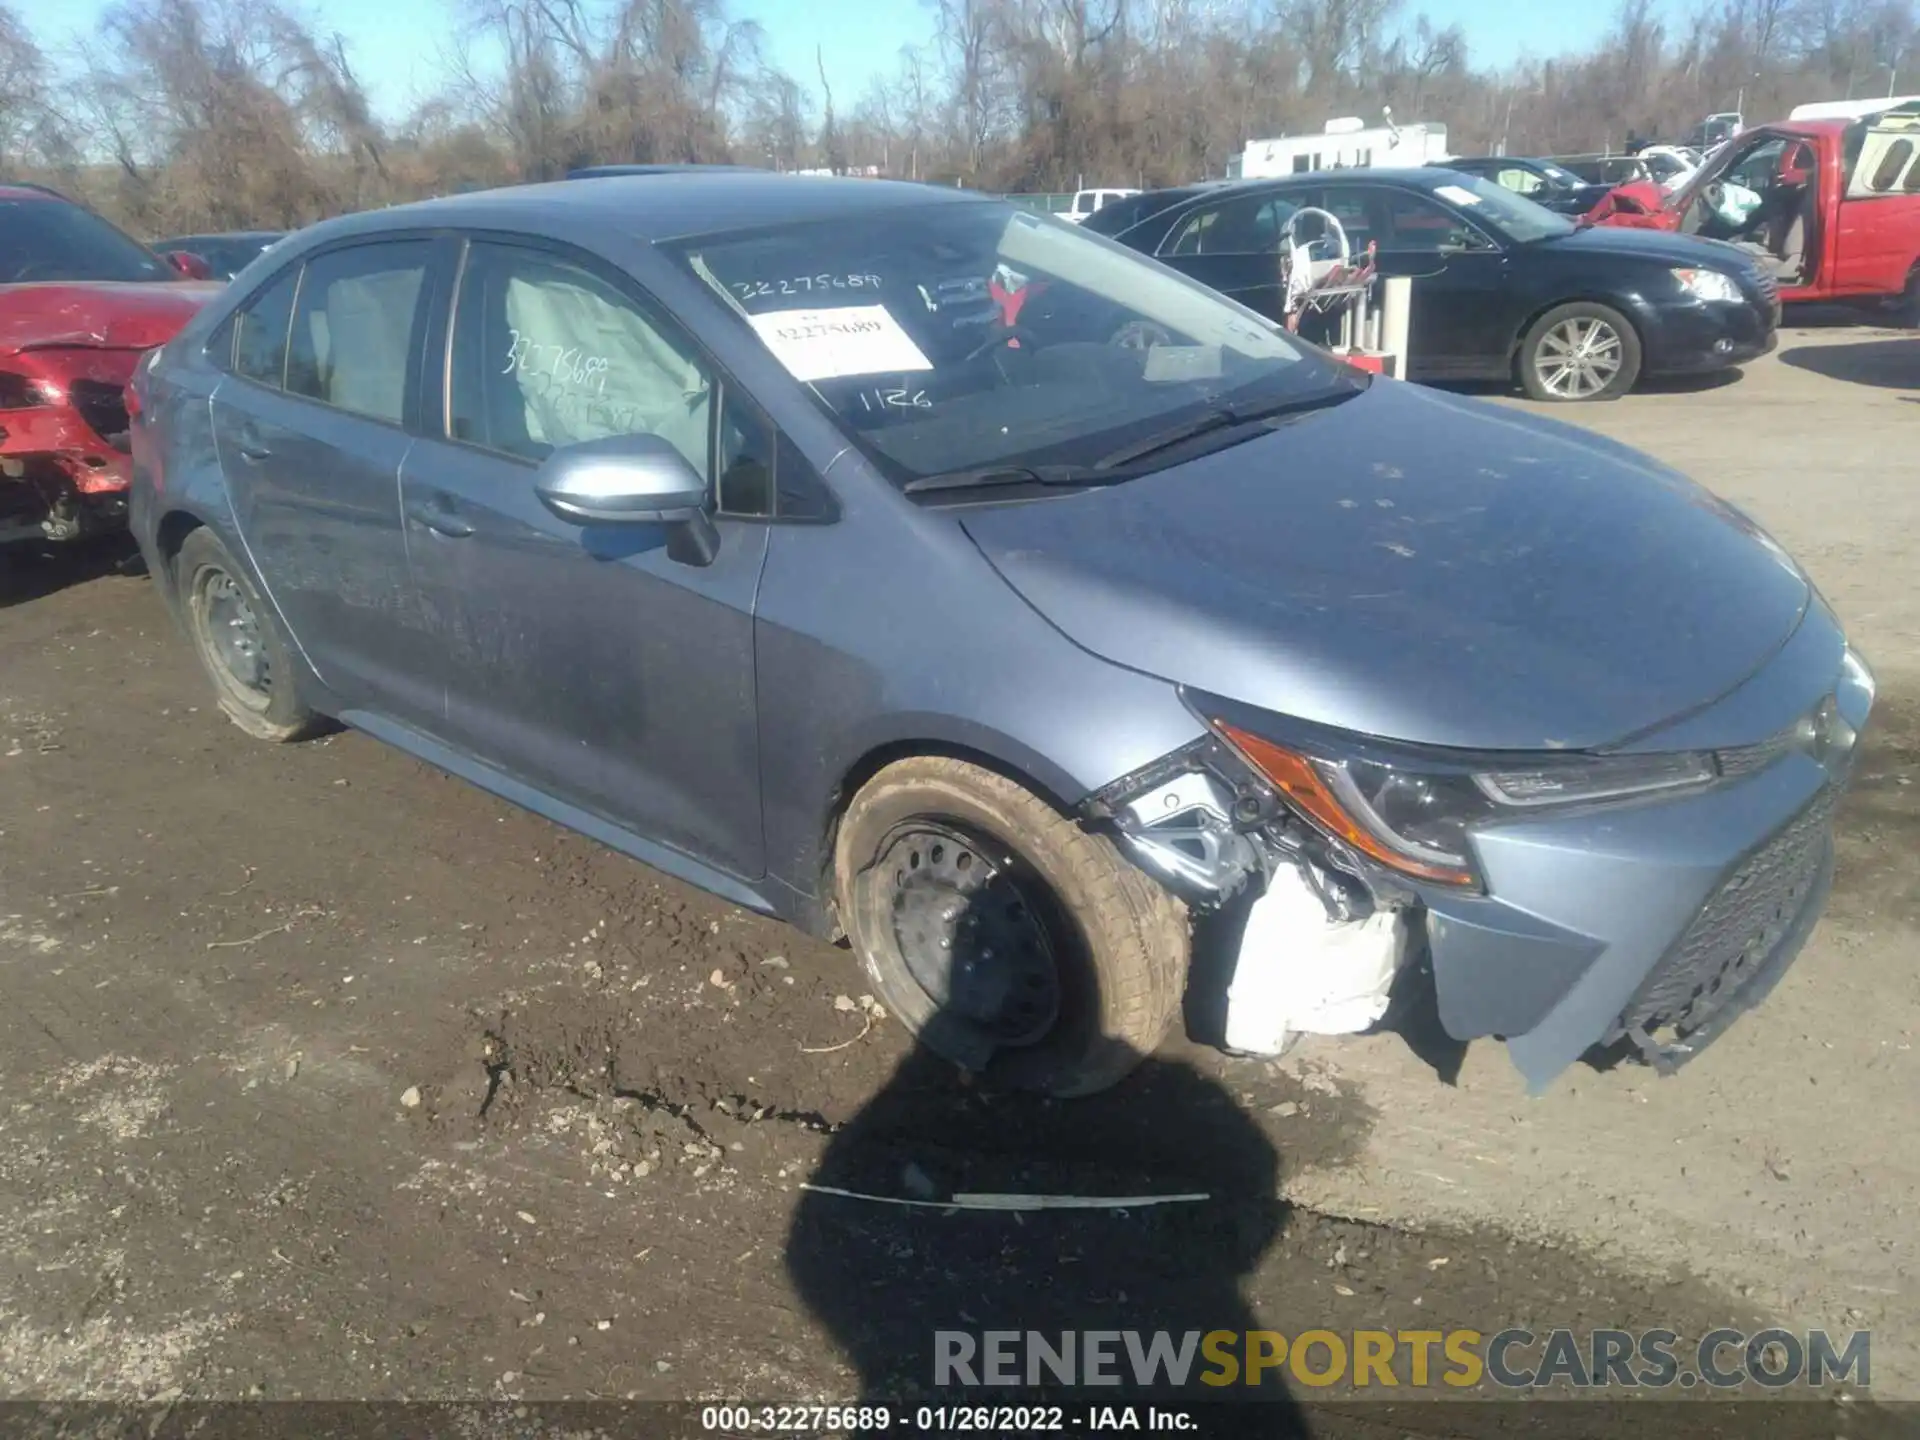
[
  {"x1": 69, "y1": 379, "x2": 132, "y2": 452},
  {"x1": 1613, "y1": 786, "x2": 1836, "y2": 1053}
]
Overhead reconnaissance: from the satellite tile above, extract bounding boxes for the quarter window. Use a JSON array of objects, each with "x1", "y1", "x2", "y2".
[
  {"x1": 286, "y1": 242, "x2": 432, "y2": 424},
  {"x1": 449, "y1": 242, "x2": 713, "y2": 475},
  {"x1": 716, "y1": 387, "x2": 774, "y2": 517},
  {"x1": 229, "y1": 270, "x2": 299, "y2": 387},
  {"x1": 1871, "y1": 137, "x2": 1914, "y2": 191}
]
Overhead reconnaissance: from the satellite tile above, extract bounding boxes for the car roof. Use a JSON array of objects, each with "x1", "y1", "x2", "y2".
[
  {"x1": 0, "y1": 183, "x2": 67, "y2": 202},
  {"x1": 566, "y1": 163, "x2": 763, "y2": 179},
  {"x1": 1767, "y1": 118, "x2": 1849, "y2": 138},
  {"x1": 159, "y1": 230, "x2": 284, "y2": 243},
  {"x1": 1186, "y1": 169, "x2": 1461, "y2": 196},
  {"x1": 306, "y1": 172, "x2": 989, "y2": 249}
]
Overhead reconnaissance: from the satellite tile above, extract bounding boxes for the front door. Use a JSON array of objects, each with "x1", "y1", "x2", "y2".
[
  {"x1": 209, "y1": 238, "x2": 446, "y2": 720},
  {"x1": 1321, "y1": 182, "x2": 1512, "y2": 379},
  {"x1": 399, "y1": 238, "x2": 771, "y2": 879}
]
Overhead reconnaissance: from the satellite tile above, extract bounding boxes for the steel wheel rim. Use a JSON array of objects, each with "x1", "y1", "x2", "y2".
[
  {"x1": 879, "y1": 821, "x2": 1062, "y2": 1047},
  {"x1": 196, "y1": 567, "x2": 271, "y2": 703},
  {"x1": 1538, "y1": 317, "x2": 1624, "y2": 398}
]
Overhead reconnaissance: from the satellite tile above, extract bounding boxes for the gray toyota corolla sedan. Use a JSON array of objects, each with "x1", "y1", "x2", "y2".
[{"x1": 127, "y1": 172, "x2": 1875, "y2": 1097}]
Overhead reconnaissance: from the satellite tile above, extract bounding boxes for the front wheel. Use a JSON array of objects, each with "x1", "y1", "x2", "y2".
[
  {"x1": 1518, "y1": 302, "x2": 1643, "y2": 402},
  {"x1": 833, "y1": 756, "x2": 1189, "y2": 1097}
]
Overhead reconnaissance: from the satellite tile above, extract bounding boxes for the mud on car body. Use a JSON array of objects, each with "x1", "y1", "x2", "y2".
[
  {"x1": 0, "y1": 182, "x2": 220, "y2": 547},
  {"x1": 127, "y1": 172, "x2": 1874, "y2": 1097}
]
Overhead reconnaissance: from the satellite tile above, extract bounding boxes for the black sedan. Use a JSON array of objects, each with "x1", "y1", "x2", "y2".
[
  {"x1": 149, "y1": 230, "x2": 285, "y2": 280},
  {"x1": 1083, "y1": 169, "x2": 1778, "y2": 401},
  {"x1": 1425, "y1": 156, "x2": 1616, "y2": 216}
]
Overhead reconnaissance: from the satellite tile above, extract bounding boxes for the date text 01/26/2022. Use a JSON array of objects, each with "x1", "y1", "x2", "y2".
[{"x1": 698, "y1": 1404, "x2": 1199, "y2": 1432}]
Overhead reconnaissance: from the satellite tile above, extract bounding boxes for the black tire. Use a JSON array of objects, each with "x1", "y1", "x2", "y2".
[
  {"x1": 174, "y1": 527, "x2": 319, "y2": 743},
  {"x1": 833, "y1": 756, "x2": 1189, "y2": 1097},
  {"x1": 1517, "y1": 301, "x2": 1643, "y2": 402},
  {"x1": 1894, "y1": 265, "x2": 1920, "y2": 329}
]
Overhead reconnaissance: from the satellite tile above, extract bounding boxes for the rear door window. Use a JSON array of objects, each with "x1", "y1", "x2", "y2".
[
  {"x1": 1161, "y1": 195, "x2": 1300, "y2": 255},
  {"x1": 286, "y1": 241, "x2": 433, "y2": 424}
]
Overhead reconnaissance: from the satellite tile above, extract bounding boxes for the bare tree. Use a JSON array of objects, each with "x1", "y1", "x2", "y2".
[{"x1": 19, "y1": 0, "x2": 1920, "y2": 237}]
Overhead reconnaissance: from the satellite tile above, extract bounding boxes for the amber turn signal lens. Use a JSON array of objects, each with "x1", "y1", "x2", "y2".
[{"x1": 1215, "y1": 721, "x2": 1475, "y2": 886}]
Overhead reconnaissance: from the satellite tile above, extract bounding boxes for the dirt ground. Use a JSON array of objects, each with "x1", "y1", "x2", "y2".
[{"x1": 0, "y1": 323, "x2": 1914, "y2": 1425}]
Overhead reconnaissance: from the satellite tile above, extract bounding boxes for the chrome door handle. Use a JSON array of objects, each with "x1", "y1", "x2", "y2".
[{"x1": 404, "y1": 494, "x2": 474, "y2": 538}]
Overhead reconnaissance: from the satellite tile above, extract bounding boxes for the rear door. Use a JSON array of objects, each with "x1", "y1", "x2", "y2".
[
  {"x1": 1153, "y1": 190, "x2": 1300, "y2": 321},
  {"x1": 208, "y1": 236, "x2": 451, "y2": 722}
]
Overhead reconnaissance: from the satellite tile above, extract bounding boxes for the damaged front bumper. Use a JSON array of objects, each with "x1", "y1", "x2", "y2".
[
  {"x1": 0, "y1": 356, "x2": 142, "y2": 545},
  {"x1": 1084, "y1": 620, "x2": 1875, "y2": 1092}
]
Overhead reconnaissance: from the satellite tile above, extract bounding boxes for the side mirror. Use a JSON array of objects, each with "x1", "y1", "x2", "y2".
[
  {"x1": 533, "y1": 433, "x2": 719, "y2": 566},
  {"x1": 165, "y1": 250, "x2": 212, "y2": 280}
]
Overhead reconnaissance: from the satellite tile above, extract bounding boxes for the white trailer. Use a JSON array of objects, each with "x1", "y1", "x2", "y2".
[{"x1": 1229, "y1": 115, "x2": 1452, "y2": 179}]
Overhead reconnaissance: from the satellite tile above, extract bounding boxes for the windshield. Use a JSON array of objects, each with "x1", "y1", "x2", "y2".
[
  {"x1": 1537, "y1": 162, "x2": 1585, "y2": 187},
  {"x1": 673, "y1": 200, "x2": 1348, "y2": 483},
  {"x1": 1427, "y1": 174, "x2": 1576, "y2": 243},
  {"x1": 0, "y1": 198, "x2": 172, "y2": 285}
]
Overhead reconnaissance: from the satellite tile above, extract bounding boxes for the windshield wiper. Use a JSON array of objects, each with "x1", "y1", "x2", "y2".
[
  {"x1": 902, "y1": 464, "x2": 1101, "y2": 496},
  {"x1": 1091, "y1": 385, "x2": 1358, "y2": 471}
]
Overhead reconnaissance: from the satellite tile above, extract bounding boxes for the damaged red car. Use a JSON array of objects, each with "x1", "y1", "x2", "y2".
[
  {"x1": 1, "y1": 183, "x2": 221, "y2": 547},
  {"x1": 1587, "y1": 104, "x2": 1920, "y2": 323}
]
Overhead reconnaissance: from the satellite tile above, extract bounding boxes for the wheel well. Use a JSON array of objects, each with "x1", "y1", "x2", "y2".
[
  {"x1": 1508, "y1": 297, "x2": 1645, "y2": 370},
  {"x1": 155, "y1": 510, "x2": 203, "y2": 569},
  {"x1": 816, "y1": 738, "x2": 1079, "y2": 932}
]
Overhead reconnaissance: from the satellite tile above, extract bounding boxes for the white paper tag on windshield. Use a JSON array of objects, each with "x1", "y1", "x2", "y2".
[
  {"x1": 747, "y1": 305, "x2": 933, "y2": 381},
  {"x1": 1434, "y1": 184, "x2": 1482, "y2": 206}
]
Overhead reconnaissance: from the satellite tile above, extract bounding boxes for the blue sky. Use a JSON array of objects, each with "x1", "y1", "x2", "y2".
[{"x1": 40, "y1": 0, "x2": 1655, "y2": 124}]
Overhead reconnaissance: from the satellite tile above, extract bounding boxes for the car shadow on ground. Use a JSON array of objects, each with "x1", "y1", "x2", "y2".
[
  {"x1": 0, "y1": 535, "x2": 143, "y2": 609},
  {"x1": 785, "y1": 1037, "x2": 1312, "y2": 1430},
  {"x1": 1425, "y1": 369, "x2": 1743, "y2": 404},
  {"x1": 1778, "y1": 337, "x2": 1920, "y2": 390}
]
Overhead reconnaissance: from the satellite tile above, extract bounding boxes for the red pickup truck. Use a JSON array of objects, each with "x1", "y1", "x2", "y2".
[
  {"x1": 1, "y1": 183, "x2": 220, "y2": 547},
  {"x1": 1590, "y1": 102, "x2": 1920, "y2": 322}
]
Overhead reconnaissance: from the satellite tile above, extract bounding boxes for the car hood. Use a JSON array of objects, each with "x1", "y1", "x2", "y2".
[
  {"x1": 1540, "y1": 223, "x2": 1734, "y2": 267},
  {"x1": 959, "y1": 380, "x2": 1810, "y2": 752},
  {"x1": 0, "y1": 280, "x2": 223, "y2": 356}
]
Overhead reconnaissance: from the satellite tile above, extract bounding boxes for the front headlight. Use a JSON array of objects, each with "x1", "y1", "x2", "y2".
[
  {"x1": 1214, "y1": 722, "x2": 1716, "y2": 888},
  {"x1": 1672, "y1": 266, "x2": 1743, "y2": 302}
]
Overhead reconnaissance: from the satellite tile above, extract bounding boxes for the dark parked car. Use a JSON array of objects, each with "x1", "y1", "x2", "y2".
[
  {"x1": 1085, "y1": 168, "x2": 1779, "y2": 400},
  {"x1": 128, "y1": 173, "x2": 1872, "y2": 1099},
  {"x1": 150, "y1": 231, "x2": 285, "y2": 281},
  {"x1": 1425, "y1": 156, "x2": 1617, "y2": 216}
]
